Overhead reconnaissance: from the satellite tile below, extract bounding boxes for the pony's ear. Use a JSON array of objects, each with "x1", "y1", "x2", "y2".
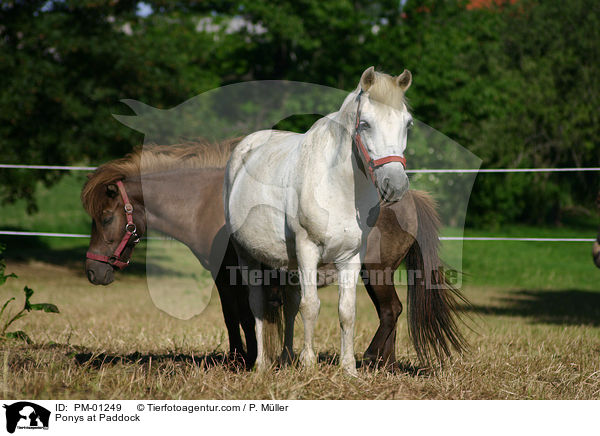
[
  {"x1": 395, "y1": 69, "x2": 412, "y2": 91},
  {"x1": 360, "y1": 66, "x2": 376, "y2": 92},
  {"x1": 106, "y1": 184, "x2": 119, "y2": 198}
]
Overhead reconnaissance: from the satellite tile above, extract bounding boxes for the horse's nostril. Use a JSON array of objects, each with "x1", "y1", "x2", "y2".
[
  {"x1": 87, "y1": 270, "x2": 96, "y2": 283},
  {"x1": 103, "y1": 268, "x2": 114, "y2": 284}
]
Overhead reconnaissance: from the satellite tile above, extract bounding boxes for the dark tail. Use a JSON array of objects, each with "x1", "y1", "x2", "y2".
[
  {"x1": 262, "y1": 271, "x2": 284, "y2": 363},
  {"x1": 405, "y1": 190, "x2": 470, "y2": 366}
]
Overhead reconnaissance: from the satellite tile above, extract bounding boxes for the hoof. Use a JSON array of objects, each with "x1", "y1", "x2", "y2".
[
  {"x1": 362, "y1": 353, "x2": 396, "y2": 370},
  {"x1": 343, "y1": 365, "x2": 359, "y2": 377},
  {"x1": 341, "y1": 358, "x2": 358, "y2": 376},
  {"x1": 299, "y1": 349, "x2": 317, "y2": 368},
  {"x1": 279, "y1": 350, "x2": 296, "y2": 366}
]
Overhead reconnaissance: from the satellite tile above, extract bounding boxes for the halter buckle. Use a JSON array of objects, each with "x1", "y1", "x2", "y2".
[
  {"x1": 125, "y1": 223, "x2": 137, "y2": 233},
  {"x1": 124, "y1": 203, "x2": 133, "y2": 213}
]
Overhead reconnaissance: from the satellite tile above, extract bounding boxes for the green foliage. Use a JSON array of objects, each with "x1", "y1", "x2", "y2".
[
  {"x1": 1, "y1": 0, "x2": 598, "y2": 225},
  {"x1": 0, "y1": 245, "x2": 60, "y2": 344}
]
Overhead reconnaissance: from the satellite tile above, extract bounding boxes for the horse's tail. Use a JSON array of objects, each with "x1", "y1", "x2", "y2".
[
  {"x1": 405, "y1": 191, "x2": 470, "y2": 366},
  {"x1": 262, "y1": 273, "x2": 284, "y2": 364}
]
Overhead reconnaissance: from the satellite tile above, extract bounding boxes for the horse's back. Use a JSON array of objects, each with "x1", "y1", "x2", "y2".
[{"x1": 226, "y1": 130, "x2": 299, "y2": 184}]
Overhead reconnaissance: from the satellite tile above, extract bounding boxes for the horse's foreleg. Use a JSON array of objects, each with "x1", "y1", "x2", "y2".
[
  {"x1": 337, "y1": 255, "x2": 360, "y2": 376},
  {"x1": 281, "y1": 284, "x2": 300, "y2": 364},
  {"x1": 211, "y1": 255, "x2": 245, "y2": 365},
  {"x1": 297, "y1": 241, "x2": 320, "y2": 369}
]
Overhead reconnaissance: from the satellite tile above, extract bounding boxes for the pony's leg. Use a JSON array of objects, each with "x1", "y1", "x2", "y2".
[
  {"x1": 281, "y1": 284, "x2": 300, "y2": 364},
  {"x1": 238, "y1": 256, "x2": 270, "y2": 371},
  {"x1": 238, "y1": 282, "x2": 257, "y2": 369},
  {"x1": 297, "y1": 240, "x2": 320, "y2": 369},
  {"x1": 248, "y1": 284, "x2": 269, "y2": 371},
  {"x1": 337, "y1": 254, "x2": 361, "y2": 376},
  {"x1": 213, "y1": 264, "x2": 245, "y2": 363},
  {"x1": 362, "y1": 264, "x2": 402, "y2": 367}
]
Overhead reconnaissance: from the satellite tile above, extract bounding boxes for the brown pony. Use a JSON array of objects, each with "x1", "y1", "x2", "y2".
[{"x1": 82, "y1": 139, "x2": 467, "y2": 368}]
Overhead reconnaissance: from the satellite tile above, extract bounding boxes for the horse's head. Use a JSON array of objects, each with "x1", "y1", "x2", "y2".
[
  {"x1": 349, "y1": 66, "x2": 412, "y2": 202},
  {"x1": 82, "y1": 176, "x2": 145, "y2": 285}
]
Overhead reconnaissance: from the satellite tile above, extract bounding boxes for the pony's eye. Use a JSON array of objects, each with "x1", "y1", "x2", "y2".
[
  {"x1": 359, "y1": 120, "x2": 370, "y2": 130},
  {"x1": 407, "y1": 119, "x2": 414, "y2": 129},
  {"x1": 102, "y1": 215, "x2": 114, "y2": 226}
]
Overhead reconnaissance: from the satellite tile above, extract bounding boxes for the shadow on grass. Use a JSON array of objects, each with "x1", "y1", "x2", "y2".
[
  {"x1": 1, "y1": 232, "x2": 86, "y2": 269},
  {"x1": 317, "y1": 352, "x2": 428, "y2": 376},
  {"x1": 71, "y1": 350, "x2": 250, "y2": 371},
  {"x1": 4, "y1": 342, "x2": 428, "y2": 376},
  {"x1": 0, "y1": 233, "x2": 193, "y2": 278},
  {"x1": 70, "y1": 349, "x2": 427, "y2": 375},
  {"x1": 464, "y1": 289, "x2": 600, "y2": 326}
]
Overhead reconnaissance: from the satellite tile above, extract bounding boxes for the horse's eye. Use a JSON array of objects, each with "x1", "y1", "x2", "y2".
[
  {"x1": 359, "y1": 120, "x2": 370, "y2": 130},
  {"x1": 102, "y1": 215, "x2": 114, "y2": 226},
  {"x1": 407, "y1": 119, "x2": 414, "y2": 129}
]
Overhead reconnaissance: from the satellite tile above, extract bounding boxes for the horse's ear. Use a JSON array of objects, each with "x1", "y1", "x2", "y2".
[
  {"x1": 106, "y1": 184, "x2": 119, "y2": 198},
  {"x1": 360, "y1": 66, "x2": 376, "y2": 92},
  {"x1": 396, "y1": 69, "x2": 412, "y2": 91}
]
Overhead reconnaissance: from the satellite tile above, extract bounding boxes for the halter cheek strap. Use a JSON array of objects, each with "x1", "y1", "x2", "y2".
[
  {"x1": 86, "y1": 180, "x2": 140, "y2": 270},
  {"x1": 352, "y1": 92, "x2": 407, "y2": 185}
]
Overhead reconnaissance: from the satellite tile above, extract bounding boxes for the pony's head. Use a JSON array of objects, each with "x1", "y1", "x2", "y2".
[
  {"x1": 347, "y1": 66, "x2": 412, "y2": 202},
  {"x1": 81, "y1": 159, "x2": 146, "y2": 285}
]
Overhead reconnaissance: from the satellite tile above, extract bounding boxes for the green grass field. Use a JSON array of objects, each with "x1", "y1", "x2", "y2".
[{"x1": 0, "y1": 173, "x2": 599, "y2": 399}]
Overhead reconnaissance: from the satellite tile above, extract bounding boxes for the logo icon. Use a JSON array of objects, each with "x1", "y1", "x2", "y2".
[{"x1": 3, "y1": 402, "x2": 50, "y2": 434}]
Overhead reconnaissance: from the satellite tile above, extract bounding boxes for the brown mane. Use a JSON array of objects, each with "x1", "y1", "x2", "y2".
[{"x1": 81, "y1": 137, "x2": 240, "y2": 217}]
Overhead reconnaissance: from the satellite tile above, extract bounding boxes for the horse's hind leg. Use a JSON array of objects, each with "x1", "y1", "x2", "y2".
[
  {"x1": 280, "y1": 284, "x2": 300, "y2": 364},
  {"x1": 238, "y1": 283, "x2": 257, "y2": 368},
  {"x1": 236, "y1": 256, "x2": 278, "y2": 371},
  {"x1": 362, "y1": 265, "x2": 402, "y2": 367},
  {"x1": 297, "y1": 240, "x2": 321, "y2": 370}
]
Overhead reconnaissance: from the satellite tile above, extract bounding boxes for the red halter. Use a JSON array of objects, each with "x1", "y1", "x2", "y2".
[
  {"x1": 352, "y1": 92, "x2": 407, "y2": 185},
  {"x1": 86, "y1": 180, "x2": 140, "y2": 270}
]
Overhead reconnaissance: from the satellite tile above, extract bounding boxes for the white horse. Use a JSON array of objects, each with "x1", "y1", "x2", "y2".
[{"x1": 224, "y1": 67, "x2": 412, "y2": 374}]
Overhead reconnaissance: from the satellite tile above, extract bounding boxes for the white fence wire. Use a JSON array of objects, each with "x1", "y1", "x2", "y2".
[{"x1": 1, "y1": 163, "x2": 598, "y2": 242}]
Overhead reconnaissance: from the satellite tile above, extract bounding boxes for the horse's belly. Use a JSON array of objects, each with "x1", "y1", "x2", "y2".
[
  {"x1": 227, "y1": 171, "x2": 292, "y2": 268},
  {"x1": 232, "y1": 207, "x2": 291, "y2": 268}
]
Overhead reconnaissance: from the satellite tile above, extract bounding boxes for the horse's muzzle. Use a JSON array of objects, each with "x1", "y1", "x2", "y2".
[
  {"x1": 86, "y1": 259, "x2": 115, "y2": 285},
  {"x1": 374, "y1": 162, "x2": 409, "y2": 203}
]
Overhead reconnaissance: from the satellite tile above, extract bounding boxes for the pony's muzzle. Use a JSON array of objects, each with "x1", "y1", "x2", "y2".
[
  {"x1": 86, "y1": 259, "x2": 115, "y2": 285},
  {"x1": 374, "y1": 162, "x2": 409, "y2": 203}
]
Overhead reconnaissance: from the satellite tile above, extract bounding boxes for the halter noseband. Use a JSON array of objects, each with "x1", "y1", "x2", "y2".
[
  {"x1": 86, "y1": 180, "x2": 140, "y2": 270},
  {"x1": 352, "y1": 91, "x2": 407, "y2": 185}
]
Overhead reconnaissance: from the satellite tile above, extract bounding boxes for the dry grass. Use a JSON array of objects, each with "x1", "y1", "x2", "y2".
[{"x1": 1, "y1": 260, "x2": 599, "y2": 400}]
